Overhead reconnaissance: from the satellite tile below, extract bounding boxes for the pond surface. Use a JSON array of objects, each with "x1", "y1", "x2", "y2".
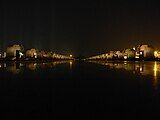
[{"x1": 0, "y1": 61, "x2": 160, "y2": 119}]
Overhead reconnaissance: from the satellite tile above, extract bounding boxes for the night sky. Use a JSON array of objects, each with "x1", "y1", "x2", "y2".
[{"x1": 1, "y1": 0, "x2": 160, "y2": 57}]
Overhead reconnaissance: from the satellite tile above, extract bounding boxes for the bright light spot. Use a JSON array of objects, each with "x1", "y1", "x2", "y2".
[
  {"x1": 154, "y1": 51, "x2": 158, "y2": 54},
  {"x1": 124, "y1": 56, "x2": 127, "y2": 59},
  {"x1": 133, "y1": 47, "x2": 136, "y2": 50},
  {"x1": 20, "y1": 52, "x2": 23, "y2": 56},
  {"x1": 34, "y1": 63, "x2": 37, "y2": 66},
  {"x1": 70, "y1": 55, "x2": 73, "y2": 57},
  {"x1": 153, "y1": 62, "x2": 158, "y2": 89},
  {"x1": 69, "y1": 61, "x2": 73, "y2": 69},
  {"x1": 154, "y1": 51, "x2": 158, "y2": 58},
  {"x1": 154, "y1": 62, "x2": 157, "y2": 77}
]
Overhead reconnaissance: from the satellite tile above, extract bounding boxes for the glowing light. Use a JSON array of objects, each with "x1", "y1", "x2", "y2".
[
  {"x1": 154, "y1": 51, "x2": 158, "y2": 58},
  {"x1": 34, "y1": 63, "x2": 37, "y2": 66},
  {"x1": 19, "y1": 52, "x2": 24, "y2": 58},
  {"x1": 70, "y1": 55, "x2": 73, "y2": 57},
  {"x1": 20, "y1": 52, "x2": 23, "y2": 56},
  {"x1": 154, "y1": 51, "x2": 158, "y2": 54},
  {"x1": 124, "y1": 56, "x2": 127, "y2": 59},
  {"x1": 154, "y1": 62, "x2": 157, "y2": 77},
  {"x1": 153, "y1": 61, "x2": 159, "y2": 90},
  {"x1": 133, "y1": 47, "x2": 136, "y2": 50},
  {"x1": 69, "y1": 61, "x2": 73, "y2": 69}
]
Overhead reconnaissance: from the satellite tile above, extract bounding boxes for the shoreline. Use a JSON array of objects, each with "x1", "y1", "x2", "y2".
[{"x1": 0, "y1": 59, "x2": 74, "y2": 63}]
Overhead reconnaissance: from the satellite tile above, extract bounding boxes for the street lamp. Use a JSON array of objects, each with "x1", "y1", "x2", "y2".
[{"x1": 70, "y1": 55, "x2": 73, "y2": 58}]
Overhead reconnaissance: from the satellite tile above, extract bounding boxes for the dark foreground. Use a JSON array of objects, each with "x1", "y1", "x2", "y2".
[{"x1": 0, "y1": 61, "x2": 160, "y2": 119}]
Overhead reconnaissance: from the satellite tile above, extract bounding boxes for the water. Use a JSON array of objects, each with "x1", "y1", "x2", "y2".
[{"x1": 0, "y1": 60, "x2": 160, "y2": 119}]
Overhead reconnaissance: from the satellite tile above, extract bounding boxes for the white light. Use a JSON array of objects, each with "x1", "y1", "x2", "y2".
[
  {"x1": 124, "y1": 56, "x2": 127, "y2": 59},
  {"x1": 20, "y1": 52, "x2": 23, "y2": 55},
  {"x1": 70, "y1": 55, "x2": 73, "y2": 57}
]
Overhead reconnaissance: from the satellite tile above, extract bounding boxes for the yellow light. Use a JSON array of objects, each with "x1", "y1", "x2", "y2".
[
  {"x1": 154, "y1": 51, "x2": 158, "y2": 57},
  {"x1": 69, "y1": 61, "x2": 73, "y2": 69},
  {"x1": 154, "y1": 51, "x2": 158, "y2": 54},
  {"x1": 154, "y1": 62, "x2": 157, "y2": 77},
  {"x1": 153, "y1": 61, "x2": 158, "y2": 89},
  {"x1": 70, "y1": 55, "x2": 73, "y2": 57}
]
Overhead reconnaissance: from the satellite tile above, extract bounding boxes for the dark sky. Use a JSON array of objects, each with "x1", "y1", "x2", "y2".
[{"x1": 1, "y1": 0, "x2": 160, "y2": 57}]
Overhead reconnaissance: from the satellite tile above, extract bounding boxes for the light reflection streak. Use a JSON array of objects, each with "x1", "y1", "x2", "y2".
[
  {"x1": 0, "y1": 61, "x2": 73, "y2": 74},
  {"x1": 69, "y1": 61, "x2": 73, "y2": 69},
  {"x1": 153, "y1": 62, "x2": 158, "y2": 90},
  {"x1": 89, "y1": 60, "x2": 160, "y2": 90}
]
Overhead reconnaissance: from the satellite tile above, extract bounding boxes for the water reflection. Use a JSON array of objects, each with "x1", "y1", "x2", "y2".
[
  {"x1": 69, "y1": 61, "x2": 73, "y2": 69},
  {"x1": 6, "y1": 62, "x2": 23, "y2": 74},
  {"x1": 0, "y1": 61, "x2": 71, "y2": 74},
  {"x1": 90, "y1": 61, "x2": 160, "y2": 90}
]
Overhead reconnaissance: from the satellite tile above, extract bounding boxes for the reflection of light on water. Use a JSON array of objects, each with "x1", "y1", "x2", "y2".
[
  {"x1": 114, "y1": 63, "x2": 118, "y2": 66},
  {"x1": 4, "y1": 63, "x2": 6, "y2": 68},
  {"x1": 124, "y1": 61, "x2": 127, "y2": 65},
  {"x1": 0, "y1": 61, "x2": 71, "y2": 73},
  {"x1": 140, "y1": 67, "x2": 143, "y2": 72},
  {"x1": 154, "y1": 62, "x2": 157, "y2": 78},
  {"x1": 153, "y1": 62, "x2": 158, "y2": 89},
  {"x1": 70, "y1": 61, "x2": 73, "y2": 69},
  {"x1": 89, "y1": 60, "x2": 160, "y2": 91},
  {"x1": 7, "y1": 63, "x2": 22, "y2": 74},
  {"x1": 28, "y1": 63, "x2": 37, "y2": 71}
]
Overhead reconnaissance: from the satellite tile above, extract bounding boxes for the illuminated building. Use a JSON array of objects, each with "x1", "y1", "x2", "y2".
[
  {"x1": 6, "y1": 44, "x2": 24, "y2": 60},
  {"x1": 139, "y1": 45, "x2": 154, "y2": 59},
  {"x1": 107, "y1": 51, "x2": 114, "y2": 59},
  {"x1": 26, "y1": 49, "x2": 37, "y2": 58},
  {"x1": 124, "y1": 49, "x2": 135, "y2": 59},
  {"x1": 115, "y1": 51, "x2": 124, "y2": 59},
  {"x1": 154, "y1": 51, "x2": 160, "y2": 58}
]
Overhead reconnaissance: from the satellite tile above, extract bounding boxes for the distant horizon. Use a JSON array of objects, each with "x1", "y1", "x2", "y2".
[{"x1": 0, "y1": 42, "x2": 158, "y2": 58}]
